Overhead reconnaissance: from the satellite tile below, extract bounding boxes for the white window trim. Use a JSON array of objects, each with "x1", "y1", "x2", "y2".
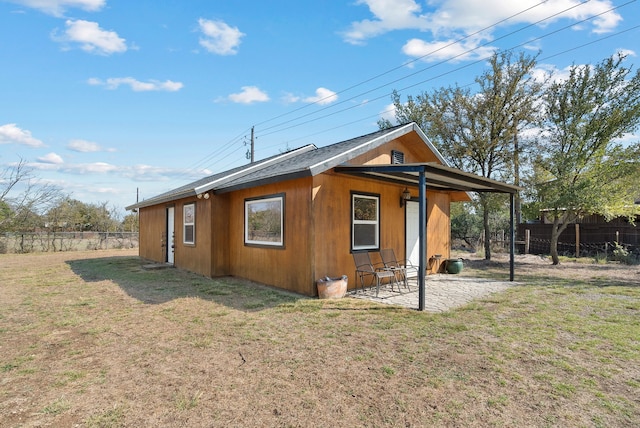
[
  {"x1": 352, "y1": 193, "x2": 379, "y2": 251},
  {"x1": 244, "y1": 195, "x2": 284, "y2": 247},
  {"x1": 183, "y1": 203, "x2": 195, "y2": 245}
]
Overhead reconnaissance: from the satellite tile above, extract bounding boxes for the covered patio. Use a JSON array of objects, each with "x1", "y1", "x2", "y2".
[
  {"x1": 336, "y1": 162, "x2": 521, "y2": 311},
  {"x1": 348, "y1": 274, "x2": 515, "y2": 312}
]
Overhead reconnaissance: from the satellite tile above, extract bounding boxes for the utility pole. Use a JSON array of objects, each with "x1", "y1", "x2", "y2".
[
  {"x1": 514, "y1": 134, "x2": 521, "y2": 225},
  {"x1": 250, "y1": 126, "x2": 255, "y2": 163}
]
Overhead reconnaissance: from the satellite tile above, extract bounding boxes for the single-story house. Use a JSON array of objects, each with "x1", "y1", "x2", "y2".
[{"x1": 126, "y1": 123, "x2": 520, "y2": 309}]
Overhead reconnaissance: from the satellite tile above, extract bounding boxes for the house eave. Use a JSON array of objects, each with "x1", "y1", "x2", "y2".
[
  {"x1": 334, "y1": 163, "x2": 522, "y2": 194},
  {"x1": 126, "y1": 189, "x2": 197, "y2": 211},
  {"x1": 308, "y1": 123, "x2": 449, "y2": 176},
  {"x1": 214, "y1": 170, "x2": 313, "y2": 194}
]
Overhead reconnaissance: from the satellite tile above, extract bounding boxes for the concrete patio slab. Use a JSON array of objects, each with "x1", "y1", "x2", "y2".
[{"x1": 348, "y1": 274, "x2": 516, "y2": 312}]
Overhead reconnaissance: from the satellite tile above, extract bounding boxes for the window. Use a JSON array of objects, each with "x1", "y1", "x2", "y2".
[
  {"x1": 183, "y1": 203, "x2": 195, "y2": 244},
  {"x1": 352, "y1": 193, "x2": 379, "y2": 251},
  {"x1": 245, "y1": 194, "x2": 284, "y2": 247}
]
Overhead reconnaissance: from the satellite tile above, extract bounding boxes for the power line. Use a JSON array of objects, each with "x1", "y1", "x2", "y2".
[
  {"x1": 257, "y1": 0, "x2": 600, "y2": 136},
  {"x1": 256, "y1": 22, "x2": 639, "y2": 154},
  {"x1": 189, "y1": 1, "x2": 637, "y2": 176},
  {"x1": 253, "y1": 0, "x2": 552, "y2": 129},
  {"x1": 168, "y1": 127, "x2": 250, "y2": 186},
  {"x1": 257, "y1": 0, "x2": 636, "y2": 139}
]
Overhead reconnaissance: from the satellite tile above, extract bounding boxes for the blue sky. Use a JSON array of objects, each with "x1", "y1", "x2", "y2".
[{"x1": 1, "y1": 0, "x2": 638, "y2": 215}]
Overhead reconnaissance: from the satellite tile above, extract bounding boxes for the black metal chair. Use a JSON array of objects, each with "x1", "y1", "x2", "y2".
[
  {"x1": 352, "y1": 251, "x2": 398, "y2": 296},
  {"x1": 380, "y1": 248, "x2": 418, "y2": 290}
]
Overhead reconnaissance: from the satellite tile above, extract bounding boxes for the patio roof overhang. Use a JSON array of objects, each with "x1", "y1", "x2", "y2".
[
  {"x1": 335, "y1": 162, "x2": 522, "y2": 311},
  {"x1": 334, "y1": 162, "x2": 521, "y2": 194}
]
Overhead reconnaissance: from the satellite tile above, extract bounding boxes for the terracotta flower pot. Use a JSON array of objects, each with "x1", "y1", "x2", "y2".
[{"x1": 316, "y1": 275, "x2": 348, "y2": 299}]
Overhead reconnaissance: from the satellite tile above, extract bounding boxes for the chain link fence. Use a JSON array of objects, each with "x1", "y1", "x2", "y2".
[{"x1": 0, "y1": 232, "x2": 139, "y2": 254}]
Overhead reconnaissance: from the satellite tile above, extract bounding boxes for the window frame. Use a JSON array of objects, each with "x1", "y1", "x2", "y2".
[
  {"x1": 244, "y1": 193, "x2": 285, "y2": 248},
  {"x1": 183, "y1": 203, "x2": 195, "y2": 245},
  {"x1": 351, "y1": 192, "x2": 380, "y2": 252}
]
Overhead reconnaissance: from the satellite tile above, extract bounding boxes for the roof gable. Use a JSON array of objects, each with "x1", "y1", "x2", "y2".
[{"x1": 126, "y1": 123, "x2": 443, "y2": 210}]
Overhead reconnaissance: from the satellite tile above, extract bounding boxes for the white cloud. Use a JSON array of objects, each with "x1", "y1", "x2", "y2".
[
  {"x1": 67, "y1": 139, "x2": 115, "y2": 152},
  {"x1": 225, "y1": 86, "x2": 269, "y2": 104},
  {"x1": 281, "y1": 93, "x2": 300, "y2": 104},
  {"x1": 343, "y1": 0, "x2": 623, "y2": 60},
  {"x1": 27, "y1": 159, "x2": 186, "y2": 182},
  {"x1": 342, "y1": 0, "x2": 427, "y2": 45},
  {"x1": 198, "y1": 18, "x2": 245, "y2": 55},
  {"x1": 0, "y1": 123, "x2": 45, "y2": 147},
  {"x1": 282, "y1": 88, "x2": 339, "y2": 105},
  {"x1": 88, "y1": 77, "x2": 183, "y2": 92},
  {"x1": 420, "y1": 0, "x2": 622, "y2": 35},
  {"x1": 402, "y1": 37, "x2": 495, "y2": 62},
  {"x1": 37, "y1": 152, "x2": 64, "y2": 164},
  {"x1": 302, "y1": 88, "x2": 339, "y2": 105},
  {"x1": 7, "y1": 0, "x2": 105, "y2": 16},
  {"x1": 53, "y1": 19, "x2": 127, "y2": 55},
  {"x1": 533, "y1": 63, "x2": 588, "y2": 85},
  {"x1": 28, "y1": 160, "x2": 119, "y2": 175},
  {"x1": 617, "y1": 48, "x2": 637, "y2": 58},
  {"x1": 379, "y1": 103, "x2": 396, "y2": 123}
]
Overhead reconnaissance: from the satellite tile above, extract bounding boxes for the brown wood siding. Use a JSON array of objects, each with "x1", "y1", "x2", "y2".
[
  {"x1": 139, "y1": 194, "x2": 227, "y2": 278},
  {"x1": 173, "y1": 197, "x2": 213, "y2": 277},
  {"x1": 227, "y1": 178, "x2": 313, "y2": 295},
  {"x1": 210, "y1": 193, "x2": 230, "y2": 277},
  {"x1": 138, "y1": 204, "x2": 168, "y2": 263},
  {"x1": 349, "y1": 135, "x2": 470, "y2": 202},
  {"x1": 137, "y1": 133, "x2": 457, "y2": 295},
  {"x1": 426, "y1": 191, "x2": 451, "y2": 262},
  {"x1": 351, "y1": 134, "x2": 441, "y2": 165},
  {"x1": 312, "y1": 172, "x2": 451, "y2": 291}
]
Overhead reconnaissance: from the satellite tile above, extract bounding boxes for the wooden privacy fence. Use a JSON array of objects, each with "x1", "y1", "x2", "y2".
[
  {"x1": 516, "y1": 223, "x2": 639, "y2": 257},
  {"x1": 0, "y1": 232, "x2": 139, "y2": 254}
]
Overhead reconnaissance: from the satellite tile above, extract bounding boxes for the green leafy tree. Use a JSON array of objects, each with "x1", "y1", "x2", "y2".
[
  {"x1": 121, "y1": 213, "x2": 139, "y2": 232},
  {"x1": 45, "y1": 198, "x2": 120, "y2": 232},
  {"x1": 450, "y1": 202, "x2": 483, "y2": 250},
  {"x1": 380, "y1": 51, "x2": 541, "y2": 259},
  {"x1": 532, "y1": 53, "x2": 640, "y2": 264}
]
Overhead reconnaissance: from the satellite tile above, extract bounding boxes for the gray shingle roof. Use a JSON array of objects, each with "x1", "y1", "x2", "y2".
[{"x1": 126, "y1": 123, "x2": 439, "y2": 210}]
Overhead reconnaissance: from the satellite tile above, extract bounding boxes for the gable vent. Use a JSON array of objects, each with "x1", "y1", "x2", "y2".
[{"x1": 391, "y1": 150, "x2": 405, "y2": 164}]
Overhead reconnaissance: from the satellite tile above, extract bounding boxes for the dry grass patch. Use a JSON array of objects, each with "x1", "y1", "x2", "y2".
[{"x1": 1, "y1": 249, "x2": 639, "y2": 427}]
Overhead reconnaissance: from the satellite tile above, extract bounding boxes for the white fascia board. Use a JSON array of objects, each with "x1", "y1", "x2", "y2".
[
  {"x1": 410, "y1": 123, "x2": 450, "y2": 167},
  {"x1": 308, "y1": 123, "x2": 449, "y2": 175},
  {"x1": 308, "y1": 123, "x2": 413, "y2": 175}
]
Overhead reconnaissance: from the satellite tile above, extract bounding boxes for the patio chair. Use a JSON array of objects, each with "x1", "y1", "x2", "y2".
[
  {"x1": 352, "y1": 251, "x2": 398, "y2": 296},
  {"x1": 380, "y1": 248, "x2": 418, "y2": 290}
]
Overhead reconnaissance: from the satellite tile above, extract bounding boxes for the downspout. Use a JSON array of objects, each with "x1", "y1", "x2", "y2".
[{"x1": 418, "y1": 170, "x2": 427, "y2": 311}]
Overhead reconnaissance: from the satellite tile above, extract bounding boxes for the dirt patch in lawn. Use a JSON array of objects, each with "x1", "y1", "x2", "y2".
[{"x1": 1, "y1": 249, "x2": 639, "y2": 427}]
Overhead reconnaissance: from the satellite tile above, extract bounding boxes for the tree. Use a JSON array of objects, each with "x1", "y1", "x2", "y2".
[
  {"x1": 121, "y1": 212, "x2": 139, "y2": 232},
  {"x1": 450, "y1": 202, "x2": 483, "y2": 250},
  {"x1": 380, "y1": 51, "x2": 541, "y2": 259},
  {"x1": 45, "y1": 198, "x2": 120, "y2": 232},
  {"x1": 532, "y1": 53, "x2": 640, "y2": 264},
  {"x1": 0, "y1": 159, "x2": 63, "y2": 232}
]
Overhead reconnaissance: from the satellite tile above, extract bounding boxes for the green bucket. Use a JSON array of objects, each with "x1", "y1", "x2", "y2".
[{"x1": 445, "y1": 258, "x2": 463, "y2": 274}]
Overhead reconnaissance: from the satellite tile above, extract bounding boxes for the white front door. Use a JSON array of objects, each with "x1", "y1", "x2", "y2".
[
  {"x1": 405, "y1": 201, "x2": 419, "y2": 277},
  {"x1": 166, "y1": 207, "x2": 175, "y2": 264}
]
